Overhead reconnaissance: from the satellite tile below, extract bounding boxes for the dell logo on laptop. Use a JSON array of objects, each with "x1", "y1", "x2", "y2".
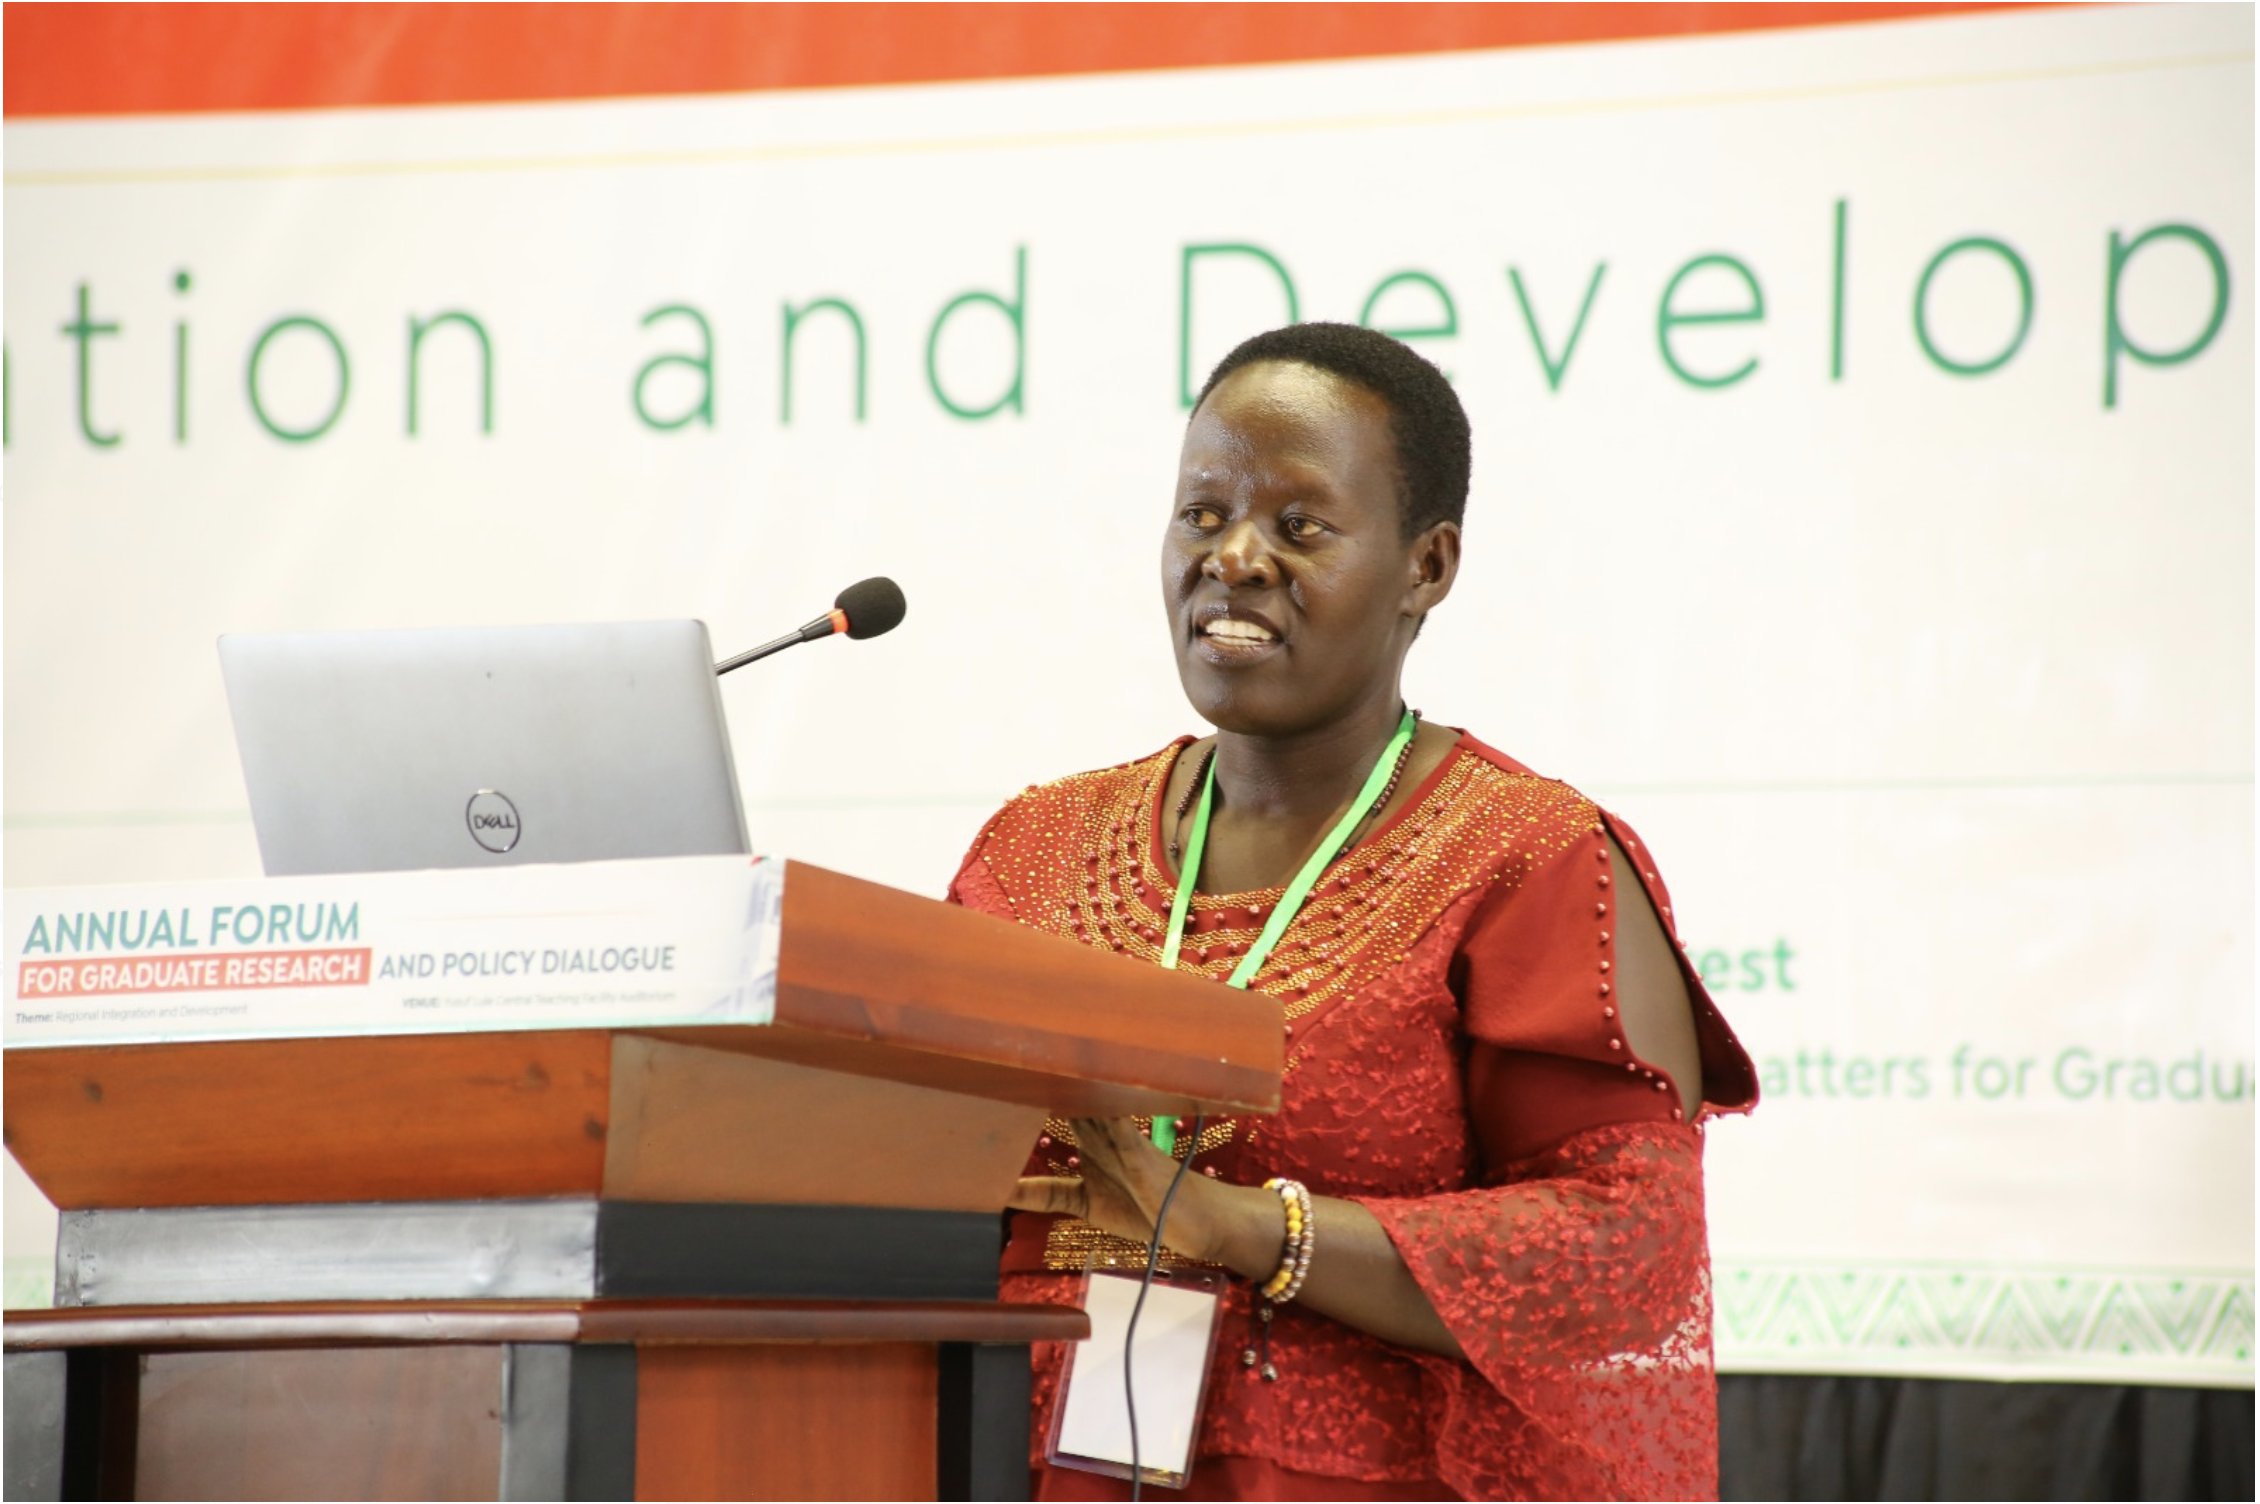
[{"x1": 465, "y1": 790, "x2": 522, "y2": 853}]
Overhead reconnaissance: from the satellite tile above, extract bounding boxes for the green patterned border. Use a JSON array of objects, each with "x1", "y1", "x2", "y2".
[
  {"x1": 8, "y1": 1249, "x2": 2251, "y2": 1387},
  {"x1": 1716, "y1": 1260, "x2": 2255, "y2": 1388}
]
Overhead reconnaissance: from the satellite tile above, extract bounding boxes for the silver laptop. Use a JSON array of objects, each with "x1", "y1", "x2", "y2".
[{"x1": 219, "y1": 621, "x2": 751, "y2": 876}]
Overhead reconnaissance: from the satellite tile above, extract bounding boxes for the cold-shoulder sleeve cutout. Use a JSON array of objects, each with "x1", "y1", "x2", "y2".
[
  {"x1": 1339, "y1": 803, "x2": 1751, "y2": 1499},
  {"x1": 1604, "y1": 834, "x2": 1704, "y2": 1118}
]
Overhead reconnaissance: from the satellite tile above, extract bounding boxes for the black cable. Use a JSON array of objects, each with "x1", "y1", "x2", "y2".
[{"x1": 1125, "y1": 1113, "x2": 1207, "y2": 1502}]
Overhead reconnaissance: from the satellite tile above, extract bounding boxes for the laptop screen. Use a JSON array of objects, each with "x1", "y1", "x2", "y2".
[{"x1": 219, "y1": 620, "x2": 751, "y2": 876}]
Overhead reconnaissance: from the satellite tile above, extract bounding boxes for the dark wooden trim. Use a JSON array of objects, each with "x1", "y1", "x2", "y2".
[
  {"x1": 937, "y1": 1342, "x2": 1033, "y2": 1502},
  {"x1": 5, "y1": 1299, "x2": 1088, "y2": 1352},
  {"x1": 595, "y1": 1203, "x2": 1001, "y2": 1301},
  {"x1": 565, "y1": 1346, "x2": 637, "y2": 1501},
  {"x1": 6, "y1": 1304, "x2": 584, "y2": 1351},
  {"x1": 574, "y1": 1301, "x2": 1083, "y2": 1346},
  {"x1": 60, "y1": 1347, "x2": 136, "y2": 1501}
]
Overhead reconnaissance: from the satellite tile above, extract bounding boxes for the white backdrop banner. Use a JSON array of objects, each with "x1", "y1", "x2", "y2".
[{"x1": 4, "y1": 5, "x2": 2251, "y2": 1384}]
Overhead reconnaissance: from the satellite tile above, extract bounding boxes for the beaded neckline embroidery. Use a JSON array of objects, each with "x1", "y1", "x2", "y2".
[{"x1": 980, "y1": 737, "x2": 1595, "y2": 1271}]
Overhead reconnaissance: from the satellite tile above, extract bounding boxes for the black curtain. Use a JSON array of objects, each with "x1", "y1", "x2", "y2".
[{"x1": 1718, "y1": 1376, "x2": 2255, "y2": 1501}]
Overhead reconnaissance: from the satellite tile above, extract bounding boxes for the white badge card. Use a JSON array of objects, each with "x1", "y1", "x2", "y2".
[{"x1": 1048, "y1": 1269, "x2": 1226, "y2": 1488}]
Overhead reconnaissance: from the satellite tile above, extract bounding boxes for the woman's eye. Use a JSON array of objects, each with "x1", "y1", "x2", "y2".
[
  {"x1": 1181, "y1": 505, "x2": 1222, "y2": 528},
  {"x1": 1284, "y1": 516, "x2": 1325, "y2": 539}
]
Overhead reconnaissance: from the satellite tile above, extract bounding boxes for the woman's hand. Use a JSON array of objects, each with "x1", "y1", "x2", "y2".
[
  {"x1": 1008, "y1": 1117, "x2": 1260, "y2": 1266},
  {"x1": 1009, "y1": 1119, "x2": 1465, "y2": 1357}
]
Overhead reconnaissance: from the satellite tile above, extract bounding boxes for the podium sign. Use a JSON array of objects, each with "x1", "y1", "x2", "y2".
[{"x1": 6, "y1": 855, "x2": 783, "y2": 1049}]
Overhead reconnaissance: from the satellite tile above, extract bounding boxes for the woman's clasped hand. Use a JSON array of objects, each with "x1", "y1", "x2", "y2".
[{"x1": 1008, "y1": 1117, "x2": 1215, "y2": 1256}]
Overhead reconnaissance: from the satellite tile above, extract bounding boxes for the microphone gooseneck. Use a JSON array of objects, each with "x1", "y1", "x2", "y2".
[{"x1": 714, "y1": 576, "x2": 907, "y2": 676}]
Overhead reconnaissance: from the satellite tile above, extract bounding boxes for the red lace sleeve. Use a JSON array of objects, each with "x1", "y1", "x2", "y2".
[
  {"x1": 1342, "y1": 815, "x2": 1739, "y2": 1501},
  {"x1": 1352, "y1": 1122, "x2": 1720, "y2": 1501}
]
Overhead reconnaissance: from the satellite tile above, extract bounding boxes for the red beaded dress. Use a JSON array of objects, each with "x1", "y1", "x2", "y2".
[{"x1": 947, "y1": 732, "x2": 1758, "y2": 1502}]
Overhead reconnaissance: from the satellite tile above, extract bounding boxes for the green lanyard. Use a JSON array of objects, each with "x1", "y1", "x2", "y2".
[{"x1": 1151, "y1": 707, "x2": 1417, "y2": 1151}]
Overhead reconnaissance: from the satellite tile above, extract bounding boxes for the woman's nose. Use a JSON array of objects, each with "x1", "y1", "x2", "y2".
[{"x1": 1204, "y1": 520, "x2": 1276, "y2": 588}]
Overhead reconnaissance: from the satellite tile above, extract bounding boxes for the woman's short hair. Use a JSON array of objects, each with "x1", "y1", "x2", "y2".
[{"x1": 1193, "y1": 322, "x2": 1473, "y2": 539}]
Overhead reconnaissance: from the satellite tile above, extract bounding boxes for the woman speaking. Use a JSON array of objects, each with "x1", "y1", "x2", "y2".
[{"x1": 949, "y1": 324, "x2": 1758, "y2": 1501}]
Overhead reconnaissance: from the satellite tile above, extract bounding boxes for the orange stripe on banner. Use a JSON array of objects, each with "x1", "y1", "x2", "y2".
[{"x1": 4, "y1": 2, "x2": 2043, "y2": 119}]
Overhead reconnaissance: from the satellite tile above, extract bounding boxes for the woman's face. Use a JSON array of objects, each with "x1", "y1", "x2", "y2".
[{"x1": 1163, "y1": 360, "x2": 1450, "y2": 737}]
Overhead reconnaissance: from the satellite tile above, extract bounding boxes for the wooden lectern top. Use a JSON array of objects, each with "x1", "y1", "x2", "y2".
[{"x1": 5, "y1": 861, "x2": 1281, "y2": 1212}]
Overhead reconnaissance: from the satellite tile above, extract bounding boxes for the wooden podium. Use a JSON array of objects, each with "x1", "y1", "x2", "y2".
[{"x1": 1, "y1": 861, "x2": 1282, "y2": 1501}]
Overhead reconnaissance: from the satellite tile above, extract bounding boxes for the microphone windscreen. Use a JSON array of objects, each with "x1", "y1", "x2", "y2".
[{"x1": 834, "y1": 576, "x2": 907, "y2": 640}]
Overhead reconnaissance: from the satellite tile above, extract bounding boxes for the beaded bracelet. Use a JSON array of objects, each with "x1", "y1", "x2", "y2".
[
  {"x1": 1243, "y1": 1178, "x2": 1315, "y2": 1382},
  {"x1": 1259, "y1": 1177, "x2": 1314, "y2": 1303}
]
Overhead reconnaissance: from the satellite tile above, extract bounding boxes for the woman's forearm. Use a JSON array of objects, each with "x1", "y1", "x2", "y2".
[
  {"x1": 1028, "y1": 1121, "x2": 1467, "y2": 1360},
  {"x1": 1198, "y1": 1180, "x2": 1464, "y2": 1360}
]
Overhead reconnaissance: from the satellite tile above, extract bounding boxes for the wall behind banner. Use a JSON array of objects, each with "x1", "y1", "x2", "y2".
[{"x1": 3, "y1": 4, "x2": 2252, "y2": 1386}]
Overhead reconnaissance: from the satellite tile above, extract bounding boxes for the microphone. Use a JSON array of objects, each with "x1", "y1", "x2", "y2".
[{"x1": 714, "y1": 577, "x2": 907, "y2": 676}]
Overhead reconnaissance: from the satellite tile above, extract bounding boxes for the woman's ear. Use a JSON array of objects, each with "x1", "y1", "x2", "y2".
[{"x1": 1406, "y1": 520, "x2": 1461, "y2": 617}]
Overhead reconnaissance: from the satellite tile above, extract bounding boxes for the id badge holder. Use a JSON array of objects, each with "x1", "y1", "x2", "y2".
[{"x1": 1046, "y1": 1266, "x2": 1227, "y2": 1490}]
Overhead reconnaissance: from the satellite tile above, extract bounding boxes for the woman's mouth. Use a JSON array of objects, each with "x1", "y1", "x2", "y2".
[{"x1": 1195, "y1": 617, "x2": 1283, "y2": 661}]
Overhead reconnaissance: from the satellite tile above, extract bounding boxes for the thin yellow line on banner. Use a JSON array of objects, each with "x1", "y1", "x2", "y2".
[{"x1": 5, "y1": 50, "x2": 2248, "y2": 188}]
